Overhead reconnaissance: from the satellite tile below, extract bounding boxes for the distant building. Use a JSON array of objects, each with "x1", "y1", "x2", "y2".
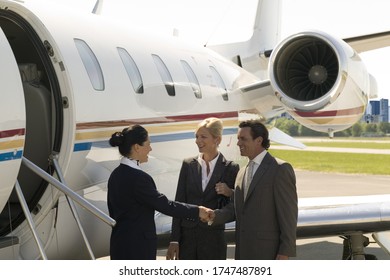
[
  {"x1": 370, "y1": 100, "x2": 380, "y2": 115},
  {"x1": 366, "y1": 98, "x2": 389, "y2": 123},
  {"x1": 380, "y1": 98, "x2": 389, "y2": 122},
  {"x1": 281, "y1": 112, "x2": 293, "y2": 120}
]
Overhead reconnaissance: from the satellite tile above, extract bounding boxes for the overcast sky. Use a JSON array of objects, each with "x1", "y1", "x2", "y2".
[
  {"x1": 95, "y1": 0, "x2": 390, "y2": 100},
  {"x1": 281, "y1": 0, "x2": 390, "y2": 101},
  {"x1": 30, "y1": 0, "x2": 390, "y2": 100}
]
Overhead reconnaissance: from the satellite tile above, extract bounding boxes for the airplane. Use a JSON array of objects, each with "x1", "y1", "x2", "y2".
[{"x1": 1, "y1": 0, "x2": 390, "y2": 260}]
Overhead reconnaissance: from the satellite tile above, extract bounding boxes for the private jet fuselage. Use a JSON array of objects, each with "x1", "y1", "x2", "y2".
[{"x1": 0, "y1": 0, "x2": 383, "y2": 259}]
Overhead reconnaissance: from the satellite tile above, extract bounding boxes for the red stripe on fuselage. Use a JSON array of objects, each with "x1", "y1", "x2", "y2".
[
  {"x1": 0, "y1": 129, "x2": 25, "y2": 139},
  {"x1": 76, "y1": 111, "x2": 239, "y2": 130},
  {"x1": 293, "y1": 106, "x2": 364, "y2": 117}
]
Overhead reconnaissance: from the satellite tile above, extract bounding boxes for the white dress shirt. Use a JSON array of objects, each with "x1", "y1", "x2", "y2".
[
  {"x1": 244, "y1": 150, "x2": 267, "y2": 199},
  {"x1": 250, "y1": 149, "x2": 268, "y2": 176},
  {"x1": 197, "y1": 153, "x2": 219, "y2": 191},
  {"x1": 120, "y1": 157, "x2": 141, "y2": 170}
]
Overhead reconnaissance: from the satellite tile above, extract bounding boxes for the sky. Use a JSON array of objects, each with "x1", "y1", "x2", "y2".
[
  {"x1": 281, "y1": 0, "x2": 390, "y2": 101},
  {"x1": 30, "y1": 0, "x2": 390, "y2": 100}
]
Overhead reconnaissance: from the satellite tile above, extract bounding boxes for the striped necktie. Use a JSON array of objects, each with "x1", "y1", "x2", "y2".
[{"x1": 244, "y1": 160, "x2": 254, "y2": 200}]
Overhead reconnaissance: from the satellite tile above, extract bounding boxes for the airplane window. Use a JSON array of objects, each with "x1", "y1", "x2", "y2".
[
  {"x1": 181, "y1": 60, "x2": 202, "y2": 99},
  {"x1": 152, "y1": 54, "x2": 175, "y2": 96},
  {"x1": 209, "y1": 66, "x2": 228, "y2": 101},
  {"x1": 117, "y1": 48, "x2": 144, "y2": 94},
  {"x1": 74, "y1": 39, "x2": 105, "y2": 91}
]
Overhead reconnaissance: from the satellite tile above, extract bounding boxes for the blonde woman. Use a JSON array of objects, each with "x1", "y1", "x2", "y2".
[{"x1": 166, "y1": 118, "x2": 239, "y2": 260}]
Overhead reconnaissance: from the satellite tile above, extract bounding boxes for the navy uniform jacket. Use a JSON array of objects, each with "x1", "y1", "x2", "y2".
[{"x1": 107, "y1": 164, "x2": 199, "y2": 260}]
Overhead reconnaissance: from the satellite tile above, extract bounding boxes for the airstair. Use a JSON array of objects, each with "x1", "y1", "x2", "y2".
[{"x1": 0, "y1": 155, "x2": 115, "y2": 259}]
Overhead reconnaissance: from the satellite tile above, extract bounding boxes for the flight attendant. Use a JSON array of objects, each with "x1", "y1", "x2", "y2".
[{"x1": 107, "y1": 124, "x2": 210, "y2": 260}]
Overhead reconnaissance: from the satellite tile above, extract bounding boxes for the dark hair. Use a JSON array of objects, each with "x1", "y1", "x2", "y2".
[
  {"x1": 109, "y1": 124, "x2": 148, "y2": 157},
  {"x1": 239, "y1": 120, "x2": 270, "y2": 149}
]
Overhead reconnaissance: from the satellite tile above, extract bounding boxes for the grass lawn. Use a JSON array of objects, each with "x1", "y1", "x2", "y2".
[{"x1": 268, "y1": 149, "x2": 390, "y2": 175}]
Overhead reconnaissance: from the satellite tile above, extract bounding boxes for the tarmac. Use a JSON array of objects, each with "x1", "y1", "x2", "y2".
[{"x1": 292, "y1": 169, "x2": 390, "y2": 260}]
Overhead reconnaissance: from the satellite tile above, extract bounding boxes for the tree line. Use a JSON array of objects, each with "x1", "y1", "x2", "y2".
[{"x1": 274, "y1": 118, "x2": 390, "y2": 137}]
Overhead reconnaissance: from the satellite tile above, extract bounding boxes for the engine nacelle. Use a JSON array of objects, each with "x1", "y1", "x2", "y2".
[{"x1": 269, "y1": 31, "x2": 371, "y2": 137}]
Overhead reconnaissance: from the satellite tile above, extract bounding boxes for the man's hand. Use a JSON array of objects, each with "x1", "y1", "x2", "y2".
[
  {"x1": 207, "y1": 208, "x2": 215, "y2": 224},
  {"x1": 198, "y1": 206, "x2": 212, "y2": 222},
  {"x1": 276, "y1": 254, "x2": 289, "y2": 260}
]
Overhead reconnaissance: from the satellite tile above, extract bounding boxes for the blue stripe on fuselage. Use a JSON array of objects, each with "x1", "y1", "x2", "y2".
[{"x1": 0, "y1": 150, "x2": 23, "y2": 162}]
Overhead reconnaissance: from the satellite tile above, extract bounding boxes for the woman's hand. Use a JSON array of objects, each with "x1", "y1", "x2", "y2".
[
  {"x1": 215, "y1": 182, "x2": 233, "y2": 197},
  {"x1": 166, "y1": 242, "x2": 179, "y2": 260}
]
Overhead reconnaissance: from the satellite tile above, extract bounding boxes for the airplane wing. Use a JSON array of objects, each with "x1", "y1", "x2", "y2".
[
  {"x1": 239, "y1": 80, "x2": 285, "y2": 120},
  {"x1": 298, "y1": 195, "x2": 390, "y2": 260},
  {"x1": 343, "y1": 30, "x2": 390, "y2": 53}
]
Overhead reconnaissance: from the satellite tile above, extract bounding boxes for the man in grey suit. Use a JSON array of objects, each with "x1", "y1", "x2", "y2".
[{"x1": 209, "y1": 120, "x2": 298, "y2": 260}]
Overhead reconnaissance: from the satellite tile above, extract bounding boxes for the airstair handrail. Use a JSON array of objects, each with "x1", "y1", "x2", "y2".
[
  {"x1": 21, "y1": 156, "x2": 116, "y2": 227},
  {"x1": 51, "y1": 156, "x2": 96, "y2": 259},
  {"x1": 15, "y1": 180, "x2": 48, "y2": 260}
]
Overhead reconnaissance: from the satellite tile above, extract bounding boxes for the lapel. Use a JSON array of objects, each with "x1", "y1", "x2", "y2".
[
  {"x1": 235, "y1": 166, "x2": 246, "y2": 206},
  {"x1": 189, "y1": 158, "x2": 203, "y2": 194},
  {"x1": 245, "y1": 152, "x2": 273, "y2": 202}
]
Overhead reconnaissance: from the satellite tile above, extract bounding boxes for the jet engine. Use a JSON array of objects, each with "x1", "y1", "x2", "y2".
[{"x1": 269, "y1": 31, "x2": 374, "y2": 137}]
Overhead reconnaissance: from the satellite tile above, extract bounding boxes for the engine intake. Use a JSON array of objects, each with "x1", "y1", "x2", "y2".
[
  {"x1": 269, "y1": 31, "x2": 370, "y2": 135},
  {"x1": 273, "y1": 37, "x2": 339, "y2": 102}
]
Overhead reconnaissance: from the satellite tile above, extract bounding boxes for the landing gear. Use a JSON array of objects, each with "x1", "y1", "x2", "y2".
[{"x1": 341, "y1": 234, "x2": 377, "y2": 260}]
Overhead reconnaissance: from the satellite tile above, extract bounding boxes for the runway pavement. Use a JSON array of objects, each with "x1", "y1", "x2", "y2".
[
  {"x1": 294, "y1": 169, "x2": 390, "y2": 260},
  {"x1": 157, "y1": 236, "x2": 390, "y2": 260},
  {"x1": 271, "y1": 143, "x2": 390, "y2": 154},
  {"x1": 293, "y1": 170, "x2": 390, "y2": 260},
  {"x1": 295, "y1": 169, "x2": 390, "y2": 198}
]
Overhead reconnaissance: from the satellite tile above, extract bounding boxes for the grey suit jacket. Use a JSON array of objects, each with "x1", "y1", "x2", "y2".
[{"x1": 214, "y1": 152, "x2": 298, "y2": 260}]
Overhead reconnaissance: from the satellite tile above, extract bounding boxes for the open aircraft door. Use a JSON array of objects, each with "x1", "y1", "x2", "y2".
[{"x1": 0, "y1": 27, "x2": 26, "y2": 213}]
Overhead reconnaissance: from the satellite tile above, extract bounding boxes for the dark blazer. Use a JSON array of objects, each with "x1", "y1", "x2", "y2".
[
  {"x1": 107, "y1": 164, "x2": 199, "y2": 260},
  {"x1": 214, "y1": 152, "x2": 298, "y2": 260},
  {"x1": 171, "y1": 154, "x2": 239, "y2": 241}
]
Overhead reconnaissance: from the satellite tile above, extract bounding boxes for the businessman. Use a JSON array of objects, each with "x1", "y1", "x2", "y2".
[{"x1": 209, "y1": 120, "x2": 298, "y2": 260}]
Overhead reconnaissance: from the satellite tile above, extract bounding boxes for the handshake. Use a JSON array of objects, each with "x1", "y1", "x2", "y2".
[{"x1": 198, "y1": 206, "x2": 215, "y2": 223}]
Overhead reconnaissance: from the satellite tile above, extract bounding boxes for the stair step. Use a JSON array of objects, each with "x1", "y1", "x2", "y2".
[{"x1": 0, "y1": 236, "x2": 20, "y2": 260}]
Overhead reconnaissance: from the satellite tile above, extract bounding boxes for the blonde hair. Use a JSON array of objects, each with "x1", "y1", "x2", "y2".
[{"x1": 197, "y1": 117, "x2": 223, "y2": 139}]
